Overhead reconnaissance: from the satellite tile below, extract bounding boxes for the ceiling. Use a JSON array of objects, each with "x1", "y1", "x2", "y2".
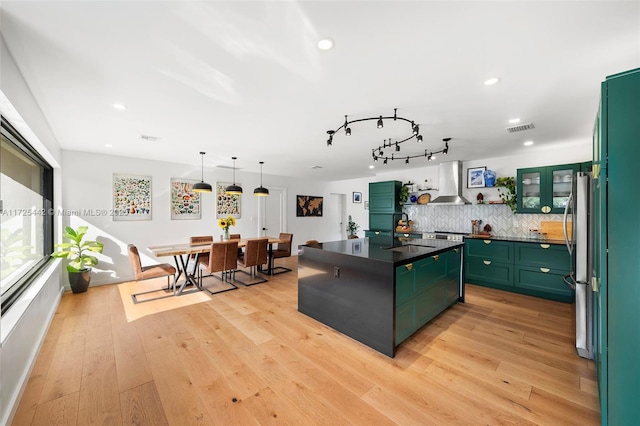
[{"x1": 1, "y1": 1, "x2": 638, "y2": 181}]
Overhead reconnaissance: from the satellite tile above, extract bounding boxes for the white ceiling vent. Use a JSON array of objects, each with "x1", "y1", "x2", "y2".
[
  {"x1": 140, "y1": 134, "x2": 160, "y2": 142},
  {"x1": 506, "y1": 123, "x2": 535, "y2": 133}
]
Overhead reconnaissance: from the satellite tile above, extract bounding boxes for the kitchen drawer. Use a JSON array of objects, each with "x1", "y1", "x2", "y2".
[
  {"x1": 514, "y1": 265, "x2": 574, "y2": 302},
  {"x1": 465, "y1": 258, "x2": 514, "y2": 287},
  {"x1": 414, "y1": 254, "x2": 448, "y2": 293},
  {"x1": 465, "y1": 239, "x2": 514, "y2": 262},
  {"x1": 365, "y1": 229, "x2": 393, "y2": 238},
  {"x1": 515, "y1": 242, "x2": 570, "y2": 271}
]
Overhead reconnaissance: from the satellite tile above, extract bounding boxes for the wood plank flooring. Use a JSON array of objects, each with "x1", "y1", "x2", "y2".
[{"x1": 12, "y1": 257, "x2": 600, "y2": 425}]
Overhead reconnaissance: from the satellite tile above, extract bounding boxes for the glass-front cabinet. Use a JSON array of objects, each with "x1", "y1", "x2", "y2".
[{"x1": 517, "y1": 163, "x2": 581, "y2": 214}]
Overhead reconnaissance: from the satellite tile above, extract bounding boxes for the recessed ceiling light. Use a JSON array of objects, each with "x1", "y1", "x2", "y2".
[
  {"x1": 431, "y1": 156, "x2": 437, "y2": 161},
  {"x1": 317, "y1": 38, "x2": 334, "y2": 50},
  {"x1": 112, "y1": 103, "x2": 127, "y2": 110},
  {"x1": 524, "y1": 140, "x2": 534, "y2": 146},
  {"x1": 369, "y1": 165, "x2": 374, "y2": 169},
  {"x1": 105, "y1": 144, "x2": 113, "y2": 148},
  {"x1": 484, "y1": 77, "x2": 500, "y2": 86},
  {"x1": 509, "y1": 118, "x2": 521, "y2": 124}
]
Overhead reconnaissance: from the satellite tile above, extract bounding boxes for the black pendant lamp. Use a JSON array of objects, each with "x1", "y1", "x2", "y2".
[
  {"x1": 253, "y1": 161, "x2": 269, "y2": 196},
  {"x1": 193, "y1": 152, "x2": 212, "y2": 193},
  {"x1": 225, "y1": 156, "x2": 243, "y2": 195}
]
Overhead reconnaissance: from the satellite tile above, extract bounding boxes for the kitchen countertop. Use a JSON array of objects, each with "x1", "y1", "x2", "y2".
[
  {"x1": 464, "y1": 234, "x2": 566, "y2": 245},
  {"x1": 304, "y1": 236, "x2": 463, "y2": 266}
]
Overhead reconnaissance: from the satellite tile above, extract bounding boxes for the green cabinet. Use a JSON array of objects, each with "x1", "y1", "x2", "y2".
[
  {"x1": 514, "y1": 243, "x2": 573, "y2": 301},
  {"x1": 368, "y1": 181, "x2": 402, "y2": 232},
  {"x1": 517, "y1": 163, "x2": 581, "y2": 214},
  {"x1": 465, "y1": 239, "x2": 573, "y2": 302},
  {"x1": 395, "y1": 248, "x2": 461, "y2": 344},
  {"x1": 593, "y1": 67, "x2": 640, "y2": 425}
]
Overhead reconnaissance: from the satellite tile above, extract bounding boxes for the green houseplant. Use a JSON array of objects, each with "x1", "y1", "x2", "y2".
[
  {"x1": 346, "y1": 215, "x2": 360, "y2": 239},
  {"x1": 51, "y1": 225, "x2": 104, "y2": 293},
  {"x1": 496, "y1": 176, "x2": 517, "y2": 213}
]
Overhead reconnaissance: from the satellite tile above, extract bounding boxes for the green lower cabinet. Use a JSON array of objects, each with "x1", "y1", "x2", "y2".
[
  {"x1": 395, "y1": 249, "x2": 461, "y2": 345},
  {"x1": 465, "y1": 239, "x2": 573, "y2": 302},
  {"x1": 465, "y1": 258, "x2": 514, "y2": 288},
  {"x1": 365, "y1": 230, "x2": 393, "y2": 238},
  {"x1": 514, "y1": 266, "x2": 573, "y2": 302}
]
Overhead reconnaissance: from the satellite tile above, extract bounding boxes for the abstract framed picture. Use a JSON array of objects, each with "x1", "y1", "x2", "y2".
[
  {"x1": 113, "y1": 174, "x2": 152, "y2": 221},
  {"x1": 216, "y1": 182, "x2": 241, "y2": 219},
  {"x1": 467, "y1": 166, "x2": 486, "y2": 188},
  {"x1": 170, "y1": 178, "x2": 201, "y2": 220},
  {"x1": 353, "y1": 192, "x2": 362, "y2": 203},
  {"x1": 296, "y1": 195, "x2": 323, "y2": 217}
]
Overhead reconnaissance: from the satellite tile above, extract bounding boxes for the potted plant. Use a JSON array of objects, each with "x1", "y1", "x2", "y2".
[
  {"x1": 496, "y1": 176, "x2": 517, "y2": 213},
  {"x1": 346, "y1": 215, "x2": 360, "y2": 239},
  {"x1": 51, "y1": 225, "x2": 104, "y2": 293}
]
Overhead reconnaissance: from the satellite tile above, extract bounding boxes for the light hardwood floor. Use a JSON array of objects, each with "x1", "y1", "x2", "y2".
[{"x1": 12, "y1": 256, "x2": 600, "y2": 425}]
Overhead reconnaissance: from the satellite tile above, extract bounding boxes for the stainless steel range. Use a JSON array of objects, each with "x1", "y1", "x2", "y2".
[{"x1": 421, "y1": 231, "x2": 466, "y2": 242}]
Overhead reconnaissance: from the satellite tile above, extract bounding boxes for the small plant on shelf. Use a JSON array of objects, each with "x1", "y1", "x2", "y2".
[
  {"x1": 346, "y1": 215, "x2": 360, "y2": 239},
  {"x1": 496, "y1": 176, "x2": 517, "y2": 213},
  {"x1": 399, "y1": 184, "x2": 410, "y2": 205}
]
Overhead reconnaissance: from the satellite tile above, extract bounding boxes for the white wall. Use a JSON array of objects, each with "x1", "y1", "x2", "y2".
[
  {"x1": 61, "y1": 150, "x2": 351, "y2": 284},
  {"x1": 1, "y1": 35, "x2": 64, "y2": 426}
]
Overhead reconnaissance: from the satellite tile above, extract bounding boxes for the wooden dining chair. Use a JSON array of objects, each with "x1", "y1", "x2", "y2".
[
  {"x1": 198, "y1": 241, "x2": 239, "y2": 294},
  {"x1": 236, "y1": 238, "x2": 268, "y2": 286},
  {"x1": 271, "y1": 233, "x2": 293, "y2": 274},
  {"x1": 127, "y1": 244, "x2": 178, "y2": 303}
]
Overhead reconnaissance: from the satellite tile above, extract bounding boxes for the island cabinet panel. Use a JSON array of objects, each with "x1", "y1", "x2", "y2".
[
  {"x1": 395, "y1": 251, "x2": 459, "y2": 345},
  {"x1": 465, "y1": 238, "x2": 573, "y2": 302}
]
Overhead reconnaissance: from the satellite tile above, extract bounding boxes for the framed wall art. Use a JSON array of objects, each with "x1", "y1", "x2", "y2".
[
  {"x1": 216, "y1": 182, "x2": 241, "y2": 219},
  {"x1": 113, "y1": 174, "x2": 152, "y2": 221},
  {"x1": 296, "y1": 195, "x2": 323, "y2": 217},
  {"x1": 170, "y1": 178, "x2": 201, "y2": 220},
  {"x1": 467, "y1": 166, "x2": 486, "y2": 188},
  {"x1": 353, "y1": 192, "x2": 362, "y2": 203}
]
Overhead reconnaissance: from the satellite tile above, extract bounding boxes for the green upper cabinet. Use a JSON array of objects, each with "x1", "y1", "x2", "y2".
[
  {"x1": 369, "y1": 181, "x2": 402, "y2": 213},
  {"x1": 517, "y1": 163, "x2": 581, "y2": 214}
]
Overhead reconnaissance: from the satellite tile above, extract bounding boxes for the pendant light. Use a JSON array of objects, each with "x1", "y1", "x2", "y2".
[
  {"x1": 253, "y1": 161, "x2": 269, "y2": 196},
  {"x1": 193, "y1": 152, "x2": 212, "y2": 193},
  {"x1": 225, "y1": 156, "x2": 243, "y2": 195}
]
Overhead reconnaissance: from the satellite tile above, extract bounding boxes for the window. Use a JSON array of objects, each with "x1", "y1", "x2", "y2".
[{"x1": 1, "y1": 117, "x2": 53, "y2": 315}]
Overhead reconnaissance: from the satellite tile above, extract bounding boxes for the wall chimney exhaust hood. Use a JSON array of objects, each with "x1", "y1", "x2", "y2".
[{"x1": 429, "y1": 160, "x2": 472, "y2": 205}]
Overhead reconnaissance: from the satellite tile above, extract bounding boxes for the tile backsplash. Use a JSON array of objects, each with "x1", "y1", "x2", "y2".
[{"x1": 404, "y1": 204, "x2": 565, "y2": 238}]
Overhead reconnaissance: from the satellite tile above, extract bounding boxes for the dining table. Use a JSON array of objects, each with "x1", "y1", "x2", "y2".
[{"x1": 147, "y1": 236, "x2": 286, "y2": 295}]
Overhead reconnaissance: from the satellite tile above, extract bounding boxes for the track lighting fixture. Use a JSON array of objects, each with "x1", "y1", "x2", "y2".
[
  {"x1": 193, "y1": 152, "x2": 212, "y2": 193},
  {"x1": 326, "y1": 108, "x2": 452, "y2": 165},
  {"x1": 253, "y1": 161, "x2": 269, "y2": 196},
  {"x1": 225, "y1": 157, "x2": 243, "y2": 195}
]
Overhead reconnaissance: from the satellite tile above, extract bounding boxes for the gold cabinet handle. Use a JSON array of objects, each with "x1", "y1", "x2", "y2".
[
  {"x1": 454, "y1": 248, "x2": 460, "y2": 253},
  {"x1": 540, "y1": 267, "x2": 550, "y2": 273},
  {"x1": 375, "y1": 231, "x2": 380, "y2": 235},
  {"x1": 483, "y1": 260, "x2": 491, "y2": 265},
  {"x1": 483, "y1": 240, "x2": 492, "y2": 244},
  {"x1": 541, "y1": 206, "x2": 551, "y2": 214},
  {"x1": 540, "y1": 244, "x2": 550, "y2": 249},
  {"x1": 405, "y1": 263, "x2": 413, "y2": 271},
  {"x1": 432, "y1": 255, "x2": 439, "y2": 261},
  {"x1": 403, "y1": 233, "x2": 409, "y2": 237}
]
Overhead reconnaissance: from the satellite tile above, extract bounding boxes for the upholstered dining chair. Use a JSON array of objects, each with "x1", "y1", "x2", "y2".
[
  {"x1": 305, "y1": 240, "x2": 321, "y2": 248},
  {"x1": 190, "y1": 235, "x2": 213, "y2": 273},
  {"x1": 228, "y1": 234, "x2": 243, "y2": 256},
  {"x1": 236, "y1": 238, "x2": 268, "y2": 286},
  {"x1": 198, "y1": 241, "x2": 239, "y2": 295},
  {"x1": 128, "y1": 244, "x2": 178, "y2": 303},
  {"x1": 271, "y1": 233, "x2": 293, "y2": 274}
]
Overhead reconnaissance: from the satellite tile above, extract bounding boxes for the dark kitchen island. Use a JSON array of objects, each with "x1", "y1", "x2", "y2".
[{"x1": 298, "y1": 236, "x2": 464, "y2": 357}]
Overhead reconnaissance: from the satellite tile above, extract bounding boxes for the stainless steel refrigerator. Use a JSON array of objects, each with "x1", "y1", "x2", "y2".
[{"x1": 563, "y1": 171, "x2": 592, "y2": 359}]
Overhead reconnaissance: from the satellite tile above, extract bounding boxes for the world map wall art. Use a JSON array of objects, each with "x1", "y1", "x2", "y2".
[
  {"x1": 113, "y1": 174, "x2": 152, "y2": 221},
  {"x1": 170, "y1": 178, "x2": 201, "y2": 220},
  {"x1": 297, "y1": 195, "x2": 323, "y2": 217}
]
